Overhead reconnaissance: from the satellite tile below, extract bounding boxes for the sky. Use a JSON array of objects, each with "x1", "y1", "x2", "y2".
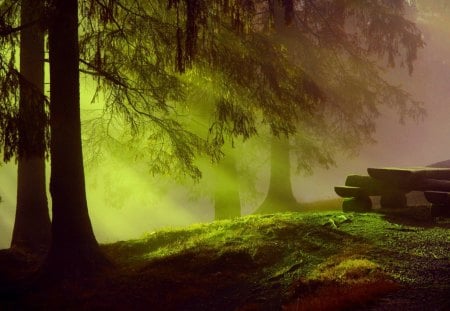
[{"x1": 1, "y1": 9, "x2": 450, "y2": 249}]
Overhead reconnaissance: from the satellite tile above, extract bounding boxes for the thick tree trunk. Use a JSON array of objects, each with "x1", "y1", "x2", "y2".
[
  {"x1": 11, "y1": 0, "x2": 51, "y2": 254},
  {"x1": 255, "y1": 135, "x2": 298, "y2": 213},
  {"x1": 43, "y1": 0, "x2": 109, "y2": 279},
  {"x1": 214, "y1": 147, "x2": 241, "y2": 220}
]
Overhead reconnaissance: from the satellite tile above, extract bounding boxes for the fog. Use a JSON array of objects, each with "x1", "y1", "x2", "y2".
[{"x1": 1, "y1": 10, "x2": 450, "y2": 249}]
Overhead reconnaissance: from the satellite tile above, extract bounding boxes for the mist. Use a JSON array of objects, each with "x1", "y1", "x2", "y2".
[{"x1": 1, "y1": 6, "x2": 450, "y2": 249}]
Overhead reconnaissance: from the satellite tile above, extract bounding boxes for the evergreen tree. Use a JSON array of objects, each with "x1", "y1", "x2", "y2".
[
  {"x1": 11, "y1": 0, "x2": 51, "y2": 255},
  {"x1": 257, "y1": 135, "x2": 297, "y2": 213},
  {"x1": 41, "y1": 0, "x2": 110, "y2": 278},
  {"x1": 213, "y1": 143, "x2": 240, "y2": 219},
  {"x1": 252, "y1": 0, "x2": 426, "y2": 213}
]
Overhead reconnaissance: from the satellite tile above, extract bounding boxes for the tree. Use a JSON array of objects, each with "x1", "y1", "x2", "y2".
[
  {"x1": 213, "y1": 143, "x2": 241, "y2": 219},
  {"x1": 41, "y1": 0, "x2": 110, "y2": 278},
  {"x1": 78, "y1": 1, "x2": 320, "y2": 221},
  {"x1": 256, "y1": 135, "x2": 297, "y2": 213},
  {"x1": 155, "y1": 0, "x2": 425, "y2": 218},
  {"x1": 10, "y1": 0, "x2": 51, "y2": 255},
  {"x1": 251, "y1": 0, "x2": 426, "y2": 214}
]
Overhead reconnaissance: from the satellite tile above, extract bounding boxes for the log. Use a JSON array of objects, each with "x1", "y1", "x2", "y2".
[
  {"x1": 368, "y1": 167, "x2": 450, "y2": 183},
  {"x1": 412, "y1": 179, "x2": 450, "y2": 192},
  {"x1": 342, "y1": 197, "x2": 372, "y2": 212},
  {"x1": 430, "y1": 205, "x2": 450, "y2": 217},
  {"x1": 345, "y1": 175, "x2": 387, "y2": 195},
  {"x1": 335, "y1": 186, "x2": 368, "y2": 198},
  {"x1": 380, "y1": 192, "x2": 407, "y2": 209},
  {"x1": 424, "y1": 191, "x2": 450, "y2": 205},
  {"x1": 421, "y1": 191, "x2": 450, "y2": 217},
  {"x1": 348, "y1": 173, "x2": 450, "y2": 193}
]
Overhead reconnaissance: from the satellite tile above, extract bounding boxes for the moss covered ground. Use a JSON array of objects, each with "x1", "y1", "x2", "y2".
[{"x1": 0, "y1": 201, "x2": 449, "y2": 310}]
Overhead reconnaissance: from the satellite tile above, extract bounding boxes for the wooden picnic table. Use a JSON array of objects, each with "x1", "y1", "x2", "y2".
[{"x1": 334, "y1": 167, "x2": 450, "y2": 216}]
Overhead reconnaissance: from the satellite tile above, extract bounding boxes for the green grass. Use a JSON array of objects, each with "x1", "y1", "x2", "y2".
[
  {"x1": 3, "y1": 203, "x2": 448, "y2": 310},
  {"x1": 95, "y1": 210, "x2": 395, "y2": 310}
]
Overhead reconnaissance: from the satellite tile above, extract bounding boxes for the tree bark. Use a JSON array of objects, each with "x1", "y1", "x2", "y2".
[
  {"x1": 11, "y1": 0, "x2": 51, "y2": 254},
  {"x1": 43, "y1": 0, "x2": 109, "y2": 279},
  {"x1": 214, "y1": 147, "x2": 241, "y2": 220},
  {"x1": 255, "y1": 135, "x2": 298, "y2": 213}
]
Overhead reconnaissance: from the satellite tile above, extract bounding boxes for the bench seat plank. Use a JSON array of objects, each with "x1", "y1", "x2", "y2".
[
  {"x1": 424, "y1": 191, "x2": 450, "y2": 205},
  {"x1": 335, "y1": 186, "x2": 368, "y2": 198},
  {"x1": 368, "y1": 167, "x2": 450, "y2": 182},
  {"x1": 412, "y1": 179, "x2": 450, "y2": 192},
  {"x1": 345, "y1": 175, "x2": 387, "y2": 193}
]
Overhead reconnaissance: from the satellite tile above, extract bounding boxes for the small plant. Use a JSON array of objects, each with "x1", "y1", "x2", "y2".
[
  {"x1": 283, "y1": 257, "x2": 399, "y2": 310},
  {"x1": 283, "y1": 279, "x2": 399, "y2": 311}
]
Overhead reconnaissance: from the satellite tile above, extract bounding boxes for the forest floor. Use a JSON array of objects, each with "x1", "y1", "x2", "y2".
[{"x1": 0, "y1": 201, "x2": 450, "y2": 310}]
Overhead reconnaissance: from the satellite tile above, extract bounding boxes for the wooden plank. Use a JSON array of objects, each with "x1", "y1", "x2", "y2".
[
  {"x1": 415, "y1": 167, "x2": 450, "y2": 180},
  {"x1": 431, "y1": 204, "x2": 450, "y2": 217},
  {"x1": 412, "y1": 179, "x2": 450, "y2": 192},
  {"x1": 345, "y1": 175, "x2": 386, "y2": 193},
  {"x1": 368, "y1": 167, "x2": 450, "y2": 182},
  {"x1": 424, "y1": 191, "x2": 450, "y2": 205},
  {"x1": 380, "y1": 193, "x2": 407, "y2": 209},
  {"x1": 334, "y1": 186, "x2": 367, "y2": 198}
]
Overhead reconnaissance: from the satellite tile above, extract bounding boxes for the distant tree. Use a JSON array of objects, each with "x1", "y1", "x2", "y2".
[
  {"x1": 151, "y1": 0, "x2": 425, "y2": 218},
  {"x1": 213, "y1": 143, "x2": 240, "y2": 219},
  {"x1": 256, "y1": 136, "x2": 297, "y2": 213},
  {"x1": 254, "y1": 0, "x2": 425, "y2": 213}
]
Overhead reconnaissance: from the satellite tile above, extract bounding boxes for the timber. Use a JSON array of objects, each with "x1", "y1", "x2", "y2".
[
  {"x1": 368, "y1": 167, "x2": 450, "y2": 183},
  {"x1": 345, "y1": 175, "x2": 387, "y2": 194},
  {"x1": 334, "y1": 186, "x2": 368, "y2": 198},
  {"x1": 430, "y1": 205, "x2": 450, "y2": 217},
  {"x1": 424, "y1": 191, "x2": 450, "y2": 205},
  {"x1": 336, "y1": 167, "x2": 450, "y2": 216},
  {"x1": 411, "y1": 179, "x2": 450, "y2": 192},
  {"x1": 380, "y1": 192, "x2": 407, "y2": 209}
]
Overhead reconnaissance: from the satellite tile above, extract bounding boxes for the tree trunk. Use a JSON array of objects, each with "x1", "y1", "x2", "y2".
[
  {"x1": 254, "y1": 2, "x2": 299, "y2": 214},
  {"x1": 43, "y1": 0, "x2": 109, "y2": 279},
  {"x1": 214, "y1": 146, "x2": 241, "y2": 220},
  {"x1": 255, "y1": 135, "x2": 297, "y2": 213},
  {"x1": 11, "y1": 0, "x2": 51, "y2": 254}
]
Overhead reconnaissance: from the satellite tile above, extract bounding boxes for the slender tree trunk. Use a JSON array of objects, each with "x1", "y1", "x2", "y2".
[
  {"x1": 11, "y1": 0, "x2": 51, "y2": 254},
  {"x1": 214, "y1": 146, "x2": 240, "y2": 220},
  {"x1": 43, "y1": 0, "x2": 109, "y2": 279},
  {"x1": 255, "y1": 135, "x2": 297, "y2": 213}
]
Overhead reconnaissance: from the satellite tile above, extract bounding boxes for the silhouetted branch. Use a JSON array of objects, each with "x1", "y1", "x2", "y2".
[{"x1": 0, "y1": 19, "x2": 40, "y2": 37}]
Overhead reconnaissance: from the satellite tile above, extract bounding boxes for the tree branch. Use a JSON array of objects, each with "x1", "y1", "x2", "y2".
[{"x1": 0, "y1": 19, "x2": 41, "y2": 37}]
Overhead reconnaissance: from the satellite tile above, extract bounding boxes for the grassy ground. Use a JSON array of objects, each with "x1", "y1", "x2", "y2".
[{"x1": 1, "y1": 200, "x2": 449, "y2": 310}]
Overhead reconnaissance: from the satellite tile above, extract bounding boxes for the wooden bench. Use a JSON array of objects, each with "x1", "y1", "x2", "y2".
[{"x1": 335, "y1": 167, "x2": 450, "y2": 216}]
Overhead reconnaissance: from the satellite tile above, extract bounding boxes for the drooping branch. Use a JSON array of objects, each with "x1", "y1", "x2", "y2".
[{"x1": 0, "y1": 19, "x2": 40, "y2": 37}]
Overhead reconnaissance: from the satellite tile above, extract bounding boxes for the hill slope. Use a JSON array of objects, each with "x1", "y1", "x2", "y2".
[{"x1": 1, "y1": 209, "x2": 449, "y2": 310}]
